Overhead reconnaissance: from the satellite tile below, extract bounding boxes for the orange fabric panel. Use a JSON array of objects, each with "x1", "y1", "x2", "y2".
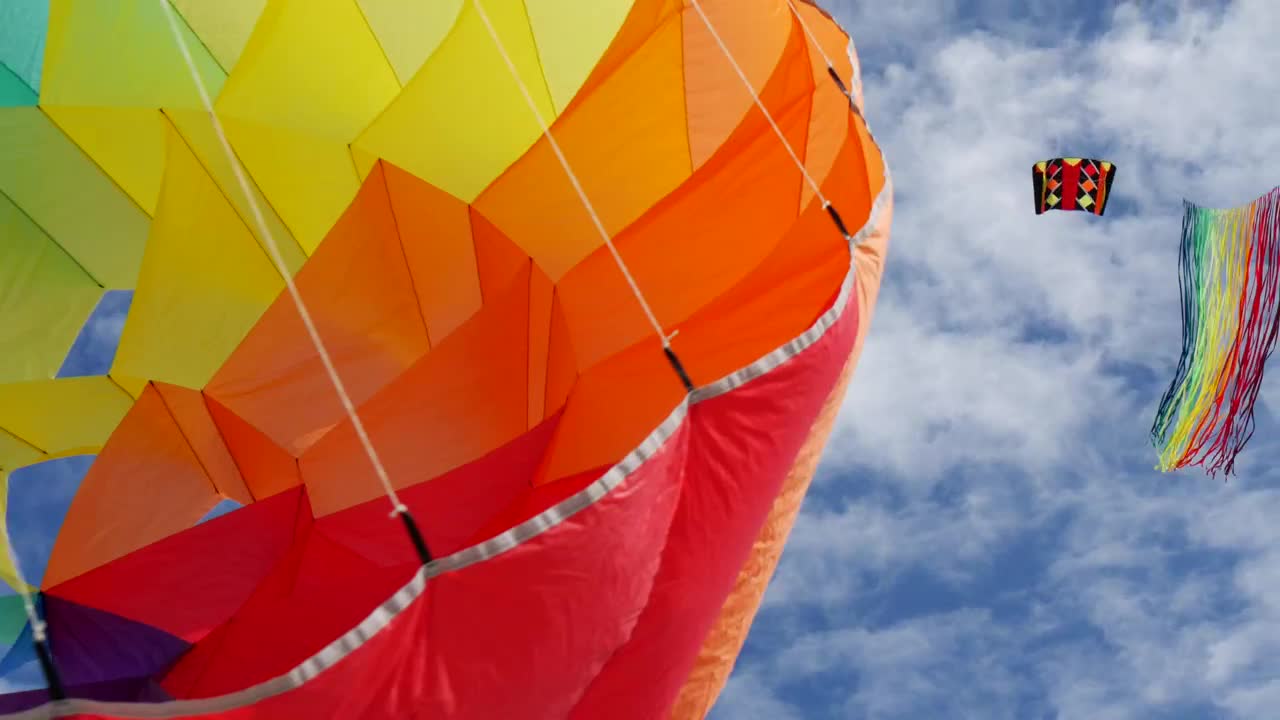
[
  {"x1": 474, "y1": 10, "x2": 690, "y2": 281},
  {"x1": 797, "y1": 9, "x2": 852, "y2": 210},
  {"x1": 543, "y1": 293, "x2": 578, "y2": 421},
  {"x1": 670, "y1": 181, "x2": 894, "y2": 720},
  {"x1": 471, "y1": 209, "x2": 529, "y2": 303},
  {"x1": 42, "y1": 384, "x2": 221, "y2": 588},
  {"x1": 852, "y1": 160, "x2": 893, "y2": 324},
  {"x1": 797, "y1": 1, "x2": 855, "y2": 96},
  {"x1": 153, "y1": 382, "x2": 253, "y2": 505},
  {"x1": 205, "y1": 162, "x2": 430, "y2": 456},
  {"x1": 793, "y1": 1, "x2": 863, "y2": 112},
  {"x1": 531, "y1": 25, "x2": 846, "y2": 488},
  {"x1": 556, "y1": 25, "x2": 815, "y2": 373},
  {"x1": 382, "y1": 160, "x2": 483, "y2": 347},
  {"x1": 205, "y1": 395, "x2": 301, "y2": 502},
  {"x1": 670, "y1": 198, "x2": 848, "y2": 388},
  {"x1": 854, "y1": 117, "x2": 885, "y2": 200},
  {"x1": 300, "y1": 266, "x2": 533, "y2": 516},
  {"x1": 682, "y1": 0, "x2": 792, "y2": 168},
  {"x1": 572, "y1": 0, "x2": 683, "y2": 104},
  {"x1": 528, "y1": 264, "x2": 554, "y2": 428},
  {"x1": 533, "y1": 336, "x2": 686, "y2": 486},
  {"x1": 670, "y1": 111, "x2": 876, "y2": 387}
]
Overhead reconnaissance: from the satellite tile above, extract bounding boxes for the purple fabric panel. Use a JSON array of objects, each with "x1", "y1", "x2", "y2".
[{"x1": 44, "y1": 594, "x2": 190, "y2": 685}]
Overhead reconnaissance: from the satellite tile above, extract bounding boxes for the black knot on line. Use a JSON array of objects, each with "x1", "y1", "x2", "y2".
[{"x1": 825, "y1": 204, "x2": 853, "y2": 242}]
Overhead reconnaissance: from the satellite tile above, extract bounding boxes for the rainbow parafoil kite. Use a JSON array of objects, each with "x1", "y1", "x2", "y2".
[
  {"x1": 1151, "y1": 186, "x2": 1280, "y2": 477},
  {"x1": 1033, "y1": 157, "x2": 1116, "y2": 216},
  {"x1": 0, "y1": 1, "x2": 891, "y2": 718}
]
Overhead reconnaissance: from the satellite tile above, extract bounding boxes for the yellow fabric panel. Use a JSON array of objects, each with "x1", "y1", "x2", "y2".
[
  {"x1": 1, "y1": 450, "x2": 38, "y2": 592},
  {"x1": 1, "y1": 471, "x2": 22, "y2": 592},
  {"x1": 43, "y1": 107, "x2": 168, "y2": 214},
  {"x1": 111, "y1": 127, "x2": 284, "y2": 390},
  {"x1": 216, "y1": 118, "x2": 363, "y2": 255},
  {"x1": 355, "y1": 0, "x2": 463, "y2": 85},
  {"x1": 215, "y1": 0, "x2": 397, "y2": 137},
  {"x1": 165, "y1": 109, "x2": 306, "y2": 274},
  {"x1": 40, "y1": 0, "x2": 226, "y2": 214},
  {"x1": 171, "y1": 0, "x2": 267, "y2": 71},
  {"x1": 0, "y1": 107, "x2": 148, "y2": 289},
  {"x1": 353, "y1": 0, "x2": 555, "y2": 203},
  {"x1": 0, "y1": 427, "x2": 45, "y2": 472},
  {"x1": 41, "y1": 0, "x2": 223, "y2": 108},
  {"x1": 0, "y1": 376, "x2": 133, "y2": 460},
  {"x1": 214, "y1": 0, "x2": 399, "y2": 252},
  {"x1": 0, "y1": 190, "x2": 102, "y2": 382},
  {"x1": 349, "y1": 144, "x2": 379, "y2": 183},
  {"x1": 0, "y1": 470, "x2": 35, "y2": 594},
  {"x1": 207, "y1": 0, "x2": 394, "y2": 252},
  {"x1": 109, "y1": 373, "x2": 148, "y2": 401},
  {"x1": 524, "y1": 0, "x2": 632, "y2": 113}
]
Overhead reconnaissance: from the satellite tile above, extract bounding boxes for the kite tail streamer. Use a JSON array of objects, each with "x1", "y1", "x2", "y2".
[{"x1": 1151, "y1": 186, "x2": 1280, "y2": 476}]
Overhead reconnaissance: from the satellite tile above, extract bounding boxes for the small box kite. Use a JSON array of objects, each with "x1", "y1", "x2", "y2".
[{"x1": 1032, "y1": 157, "x2": 1116, "y2": 215}]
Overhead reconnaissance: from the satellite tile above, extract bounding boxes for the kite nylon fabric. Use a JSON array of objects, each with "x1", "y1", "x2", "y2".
[
  {"x1": 1032, "y1": 157, "x2": 1116, "y2": 216},
  {"x1": 0, "y1": 0, "x2": 891, "y2": 717},
  {"x1": 1151, "y1": 186, "x2": 1280, "y2": 476}
]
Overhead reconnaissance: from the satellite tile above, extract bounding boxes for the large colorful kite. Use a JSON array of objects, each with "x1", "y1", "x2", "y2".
[
  {"x1": 0, "y1": 1, "x2": 892, "y2": 718},
  {"x1": 1151, "y1": 186, "x2": 1280, "y2": 477},
  {"x1": 1033, "y1": 157, "x2": 1116, "y2": 216}
]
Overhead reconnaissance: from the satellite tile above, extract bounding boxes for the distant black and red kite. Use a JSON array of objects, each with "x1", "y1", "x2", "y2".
[{"x1": 1033, "y1": 157, "x2": 1116, "y2": 215}]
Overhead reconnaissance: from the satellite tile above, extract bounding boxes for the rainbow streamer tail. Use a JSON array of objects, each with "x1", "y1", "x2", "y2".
[{"x1": 1151, "y1": 186, "x2": 1280, "y2": 477}]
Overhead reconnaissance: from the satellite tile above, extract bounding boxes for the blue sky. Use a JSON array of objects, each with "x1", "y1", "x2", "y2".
[
  {"x1": 711, "y1": 1, "x2": 1280, "y2": 718},
  {"x1": 5, "y1": 1, "x2": 1280, "y2": 717}
]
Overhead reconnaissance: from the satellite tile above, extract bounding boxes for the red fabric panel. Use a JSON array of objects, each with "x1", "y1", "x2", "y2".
[
  {"x1": 46, "y1": 488, "x2": 306, "y2": 644},
  {"x1": 66, "y1": 417, "x2": 691, "y2": 720},
  {"x1": 1060, "y1": 161, "x2": 1079, "y2": 211},
  {"x1": 58, "y1": 278, "x2": 856, "y2": 720},
  {"x1": 459, "y1": 463, "x2": 612, "y2": 549},
  {"x1": 470, "y1": 208, "x2": 528, "y2": 303},
  {"x1": 74, "y1": 409, "x2": 562, "y2": 697},
  {"x1": 567, "y1": 278, "x2": 859, "y2": 720},
  {"x1": 160, "y1": 516, "x2": 412, "y2": 699}
]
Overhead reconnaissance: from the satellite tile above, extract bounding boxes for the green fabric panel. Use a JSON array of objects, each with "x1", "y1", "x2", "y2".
[
  {"x1": 0, "y1": 189, "x2": 103, "y2": 382},
  {"x1": 0, "y1": 107, "x2": 149, "y2": 290}
]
